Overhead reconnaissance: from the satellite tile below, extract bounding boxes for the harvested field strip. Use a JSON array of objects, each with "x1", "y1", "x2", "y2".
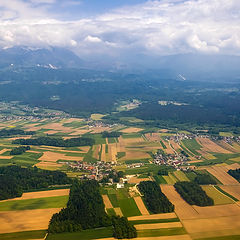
[
  {"x1": 134, "y1": 196, "x2": 149, "y2": 215},
  {"x1": 119, "y1": 198, "x2": 141, "y2": 217},
  {"x1": 128, "y1": 212, "x2": 177, "y2": 221},
  {"x1": 161, "y1": 185, "x2": 199, "y2": 219},
  {"x1": 114, "y1": 207, "x2": 123, "y2": 217},
  {"x1": 216, "y1": 186, "x2": 240, "y2": 201},
  {"x1": 201, "y1": 186, "x2": 234, "y2": 205},
  {"x1": 101, "y1": 144, "x2": 106, "y2": 161},
  {"x1": 0, "y1": 189, "x2": 69, "y2": 202},
  {"x1": 0, "y1": 196, "x2": 68, "y2": 211},
  {"x1": 0, "y1": 208, "x2": 61, "y2": 234},
  {"x1": 182, "y1": 215, "x2": 240, "y2": 237},
  {"x1": 93, "y1": 145, "x2": 100, "y2": 160},
  {"x1": 0, "y1": 230, "x2": 46, "y2": 240},
  {"x1": 137, "y1": 228, "x2": 187, "y2": 238},
  {"x1": 135, "y1": 222, "x2": 183, "y2": 230},
  {"x1": 196, "y1": 138, "x2": 231, "y2": 154},
  {"x1": 193, "y1": 203, "x2": 240, "y2": 218},
  {"x1": 129, "y1": 218, "x2": 179, "y2": 225},
  {"x1": 102, "y1": 195, "x2": 113, "y2": 209},
  {"x1": 173, "y1": 171, "x2": 189, "y2": 182},
  {"x1": 39, "y1": 151, "x2": 83, "y2": 162},
  {"x1": 206, "y1": 166, "x2": 239, "y2": 185}
]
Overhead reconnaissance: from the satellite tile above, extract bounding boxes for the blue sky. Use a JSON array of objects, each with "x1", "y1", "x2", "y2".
[{"x1": 0, "y1": 0, "x2": 239, "y2": 60}]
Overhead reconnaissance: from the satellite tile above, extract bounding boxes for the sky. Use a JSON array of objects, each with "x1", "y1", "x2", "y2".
[{"x1": 0, "y1": 0, "x2": 240, "y2": 59}]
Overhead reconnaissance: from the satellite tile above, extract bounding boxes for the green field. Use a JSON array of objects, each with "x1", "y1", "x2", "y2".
[
  {"x1": 108, "y1": 194, "x2": 119, "y2": 207},
  {"x1": 47, "y1": 227, "x2": 113, "y2": 240},
  {"x1": 137, "y1": 228, "x2": 186, "y2": 237},
  {"x1": 129, "y1": 218, "x2": 179, "y2": 225},
  {"x1": 154, "y1": 175, "x2": 168, "y2": 184},
  {"x1": 181, "y1": 139, "x2": 202, "y2": 155},
  {"x1": 118, "y1": 198, "x2": 141, "y2": 217},
  {"x1": 0, "y1": 230, "x2": 46, "y2": 240},
  {"x1": 0, "y1": 196, "x2": 68, "y2": 211}
]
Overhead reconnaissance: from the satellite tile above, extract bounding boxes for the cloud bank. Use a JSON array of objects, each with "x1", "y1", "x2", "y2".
[{"x1": 0, "y1": 0, "x2": 240, "y2": 58}]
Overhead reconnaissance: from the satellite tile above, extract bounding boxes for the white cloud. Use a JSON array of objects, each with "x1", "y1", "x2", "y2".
[{"x1": 0, "y1": 0, "x2": 240, "y2": 57}]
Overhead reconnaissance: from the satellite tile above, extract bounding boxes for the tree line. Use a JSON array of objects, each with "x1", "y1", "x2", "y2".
[
  {"x1": 0, "y1": 165, "x2": 71, "y2": 200},
  {"x1": 0, "y1": 128, "x2": 35, "y2": 137},
  {"x1": 12, "y1": 136, "x2": 95, "y2": 147},
  {"x1": 138, "y1": 181, "x2": 174, "y2": 213},
  {"x1": 174, "y1": 181, "x2": 214, "y2": 206},
  {"x1": 102, "y1": 131, "x2": 121, "y2": 138}
]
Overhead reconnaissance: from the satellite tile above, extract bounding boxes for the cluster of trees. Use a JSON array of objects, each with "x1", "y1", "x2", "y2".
[
  {"x1": 228, "y1": 169, "x2": 240, "y2": 182},
  {"x1": 112, "y1": 216, "x2": 137, "y2": 239},
  {"x1": 138, "y1": 181, "x2": 174, "y2": 213},
  {"x1": 100, "y1": 171, "x2": 124, "y2": 184},
  {"x1": 48, "y1": 180, "x2": 111, "y2": 233},
  {"x1": 12, "y1": 136, "x2": 95, "y2": 147},
  {"x1": 0, "y1": 128, "x2": 35, "y2": 137},
  {"x1": 102, "y1": 131, "x2": 121, "y2": 138},
  {"x1": 0, "y1": 165, "x2": 71, "y2": 200},
  {"x1": 10, "y1": 146, "x2": 30, "y2": 155},
  {"x1": 174, "y1": 181, "x2": 214, "y2": 206},
  {"x1": 157, "y1": 169, "x2": 168, "y2": 176},
  {"x1": 194, "y1": 173, "x2": 217, "y2": 185}
]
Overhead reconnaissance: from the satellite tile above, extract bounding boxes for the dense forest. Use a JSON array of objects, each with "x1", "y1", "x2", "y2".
[
  {"x1": 48, "y1": 180, "x2": 111, "y2": 233},
  {"x1": 0, "y1": 128, "x2": 35, "y2": 137},
  {"x1": 174, "y1": 181, "x2": 214, "y2": 206},
  {"x1": 0, "y1": 165, "x2": 71, "y2": 200},
  {"x1": 138, "y1": 181, "x2": 174, "y2": 213},
  {"x1": 10, "y1": 146, "x2": 31, "y2": 155},
  {"x1": 112, "y1": 216, "x2": 137, "y2": 239},
  {"x1": 193, "y1": 173, "x2": 217, "y2": 185},
  {"x1": 12, "y1": 136, "x2": 95, "y2": 147},
  {"x1": 228, "y1": 169, "x2": 240, "y2": 182}
]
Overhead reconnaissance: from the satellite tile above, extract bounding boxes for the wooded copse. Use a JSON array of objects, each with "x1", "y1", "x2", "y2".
[
  {"x1": 174, "y1": 181, "x2": 214, "y2": 206},
  {"x1": 138, "y1": 181, "x2": 174, "y2": 213}
]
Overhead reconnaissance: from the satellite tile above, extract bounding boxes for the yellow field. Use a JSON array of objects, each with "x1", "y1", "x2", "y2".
[
  {"x1": 101, "y1": 144, "x2": 107, "y2": 162},
  {"x1": 102, "y1": 195, "x2": 113, "y2": 209},
  {"x1": 121, "y1": 151, "x2": 150, "y2": 161},
  {"x1": 173, "y1": 171, "x2": 189, "y2": 182},
  {"x1": 91, "y1": 114, "x2": 106, "y2": 120},
  {"x1": 97, "y1": 235, "x2": 192, "y2": 240},
  {"x1": 134, "y1": 197, "x2": 149, "y2": 215},
  {"x1": 128, "y1": 212, "x2": 177, "y2": 221},
  {"x1": 163, "y1": 173, "x2": 178, "y2": 185},
  {"x1": 121, "y1": 127, "x2": 144, "y2": 133},
  {"x1": 128, "y1": 177, "x2": 151, "y2": 184},
  {"x1": 114, "y1": 207, "x2": 123, "y2": 217},
  {"x1": 0, "y1": 208, "x2": 61, "y2": 234},
  {"x1": 201, "y1": 186, "x2": 234, "y2": 205},
  {"x1": 39, "y1": 151, "x2": 83, "y2": 162}
]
